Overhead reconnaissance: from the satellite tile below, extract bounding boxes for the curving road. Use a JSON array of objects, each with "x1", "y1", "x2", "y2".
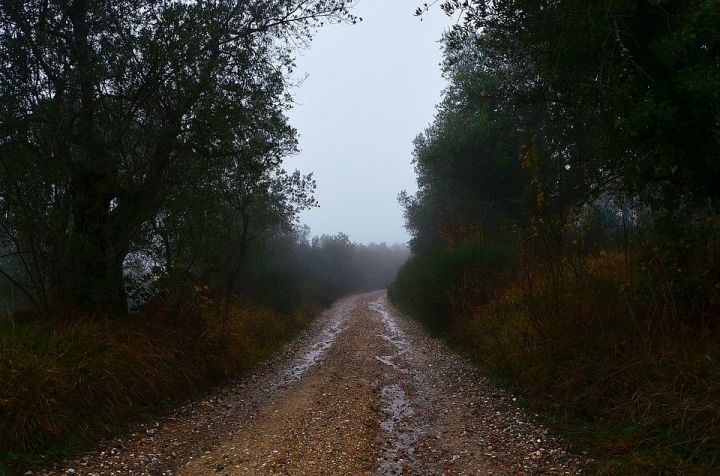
[{"x1": 46, "y1": 292, "x2": 586, "y2": 475}]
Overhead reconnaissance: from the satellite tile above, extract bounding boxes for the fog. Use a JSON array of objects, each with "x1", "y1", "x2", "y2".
[{"x1": 286, "y1": 0, "x2": 451, "y2": 245}]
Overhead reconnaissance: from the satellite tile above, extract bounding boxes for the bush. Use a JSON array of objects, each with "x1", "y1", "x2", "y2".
[
  {"x1": 389, "y1": 241, "x2": 516, "y2": 331},
  {"x1": 0, "y1": 298, "x2": 310, "y2": 473},
  {"x1": 391, "y1": 244, "x2": 720, "y2": 474}
]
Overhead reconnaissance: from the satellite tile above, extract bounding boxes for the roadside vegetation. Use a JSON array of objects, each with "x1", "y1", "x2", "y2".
[
  {"x1": 1, "y1": 232, "x2": 407, "y2": 472},
  {"x1": 392, "y1": 1, "x2": 720, "y2": 473},
  {"x1": 0, "y1": 0, "x2": 410, "y2": 472}
]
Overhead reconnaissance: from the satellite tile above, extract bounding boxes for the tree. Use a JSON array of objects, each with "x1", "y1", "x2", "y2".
[
  {"x1": 0, "y1": 0, "x2": 357, "y2": 313},
  {"x1": 430, "y1": 0, "x2": 720, "y2": 212},
  {"x1": 401, "y1": 36, "x2": 530, "y2": 252}
]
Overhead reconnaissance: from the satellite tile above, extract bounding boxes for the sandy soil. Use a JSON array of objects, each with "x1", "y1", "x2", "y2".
[{"x1": 41, "y1": 292, "x2": 587, "y2": 475}]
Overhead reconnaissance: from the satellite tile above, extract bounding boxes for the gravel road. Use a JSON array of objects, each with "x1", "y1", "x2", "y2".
[{"x1": 42, "y1": 292, "x2": 587, "y2": 475}]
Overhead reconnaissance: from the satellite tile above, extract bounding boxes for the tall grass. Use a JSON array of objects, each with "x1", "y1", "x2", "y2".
[
  {"x1": 0, "y1": 297, "x2": 313, "y2": 473},
  {"x1": 390, "y1": 243, "x2": 720, "y2": 474}
]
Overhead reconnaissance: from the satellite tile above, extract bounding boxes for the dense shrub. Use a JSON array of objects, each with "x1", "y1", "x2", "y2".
[
  {"x1": 389, "y1": 241, "x2": 516, "y2": 331},
  {"x1": 391, "y1": 244, "x2": 720, "y2": 474},
  {"x1": 0, "y1": 298, "x2": 311, "y2": 472}
]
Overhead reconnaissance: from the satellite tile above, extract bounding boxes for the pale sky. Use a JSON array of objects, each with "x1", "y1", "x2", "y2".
[{"x1": 285, "y1": 0, "x2": 450, "y2": 245}]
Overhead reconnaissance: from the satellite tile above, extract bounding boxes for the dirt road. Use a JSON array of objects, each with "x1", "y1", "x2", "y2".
[{"x1": 45, "y1": 292, "x2": 586, "y2": 475}]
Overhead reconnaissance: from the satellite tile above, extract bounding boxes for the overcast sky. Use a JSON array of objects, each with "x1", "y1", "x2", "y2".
[{"x1": 285, "y1": 0, "x2": 450, "y2": 245}]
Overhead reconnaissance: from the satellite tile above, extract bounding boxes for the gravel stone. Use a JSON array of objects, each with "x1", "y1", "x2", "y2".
[{"x1": 43, "y1": 292, "x2": 587, "y2": 475}]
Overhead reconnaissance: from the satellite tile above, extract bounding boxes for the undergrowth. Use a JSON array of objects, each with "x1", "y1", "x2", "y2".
[
  {"x1": 0, "y1": 296, "x2": 316, "y2": 474},
  {"x1": 389, "y1": 242, "x2": 720, "y2": 474}
]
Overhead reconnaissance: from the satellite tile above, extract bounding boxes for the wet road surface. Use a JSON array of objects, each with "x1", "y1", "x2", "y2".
[{"x1": 46, "y1": 292, "x2": 586, "y2": 475}]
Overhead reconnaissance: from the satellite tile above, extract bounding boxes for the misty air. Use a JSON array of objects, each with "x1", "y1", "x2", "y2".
[{"x1": 1, "y1": 1, "x2": 719, "y2": 474}]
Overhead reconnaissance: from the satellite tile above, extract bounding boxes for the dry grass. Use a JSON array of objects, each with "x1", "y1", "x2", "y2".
[
  {"x1": 0, "y1": 297, "x2": 313, "y2": 473},
  {"x1": 391, "y1": 246, "x2": 720, "y2": 474}
]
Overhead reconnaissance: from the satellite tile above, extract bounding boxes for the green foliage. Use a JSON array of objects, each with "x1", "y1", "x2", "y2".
[
  {"x1": 438, "y1": 0, "x2": 720, "y2": 211},
  {"x1": 401, "y1": 48, "x2": 530, "y2": 252},
  {"x1": 399, "y1": 0, "x2": 720, "y2": 472},
  {"x1": 0, "y1": 0, "x2": 359, "y2": 314},
  {"x1": 390, "y1": 242, "x2": 516, "y2": 332}
]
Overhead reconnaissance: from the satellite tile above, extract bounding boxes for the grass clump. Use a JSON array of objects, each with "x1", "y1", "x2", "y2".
[
  {"x1": 0, "y1": 297, "x2": 313, "y2": 473},
  {"x1": 390, "y1": 244, "x2": 720, "y2": 474}
]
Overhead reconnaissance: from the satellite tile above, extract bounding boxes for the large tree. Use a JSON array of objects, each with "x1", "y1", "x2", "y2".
[
  {"x1": 0, "y1": 0, "x2": 357, "y2": 313},
  {"x1": 405, "y1": 0, "x2": 720, "y2": 256},
  {"x1": 431, "y1": 0, "x2": 720, "y2": 210}
]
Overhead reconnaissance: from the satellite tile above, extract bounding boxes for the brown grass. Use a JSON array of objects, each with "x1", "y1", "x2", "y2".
[
  {"x1": 391, "y1": 245, "x2": 720, "y2": 474},
  {"x1": 0, "y1": 297, "x2": 314, "y2": 473}
]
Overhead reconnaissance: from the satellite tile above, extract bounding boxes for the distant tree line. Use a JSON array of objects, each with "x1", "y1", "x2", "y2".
[{"x1": 239, "y1": 231, "x2": 409, "y2": 313}]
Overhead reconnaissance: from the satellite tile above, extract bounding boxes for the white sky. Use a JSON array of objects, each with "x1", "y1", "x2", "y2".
[{"x1": 285, "y1": 0, "x2": 450, "y2": 245}]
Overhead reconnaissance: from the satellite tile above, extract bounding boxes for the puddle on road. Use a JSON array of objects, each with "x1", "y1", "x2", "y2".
[
  {"x1": 370, "y1": 299, "x2": 409, "y2": 354},
  {"x1": 371, "y1": 297, "x2": 423, "y2": 475},
  {"x1": 280, "y1": 301, "x2": 350, "y2": 384},
  {"x1": 375, "y1": 355, "x2": 412, "y2": 374},
  {"x1": 380, "y1": 384, "x2": 414, "y2": 432},
  {"x1": 379, "y1": 383, "x2": 422, "y2": 475},
  {"x1": 229, "y1": 299, "x2": 352, "y2": 414}
]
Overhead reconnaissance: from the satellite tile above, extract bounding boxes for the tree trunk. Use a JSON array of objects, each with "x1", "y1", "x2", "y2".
[
  {"x1": 58, "y1": 0, "x2": 128, "y2": 314},
  {"x1": 62, "y1": 171, "x2": 128, "y2": 314},
  {"x1": 225, "y1": 210, "x2": 251, "y2": 296}
]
